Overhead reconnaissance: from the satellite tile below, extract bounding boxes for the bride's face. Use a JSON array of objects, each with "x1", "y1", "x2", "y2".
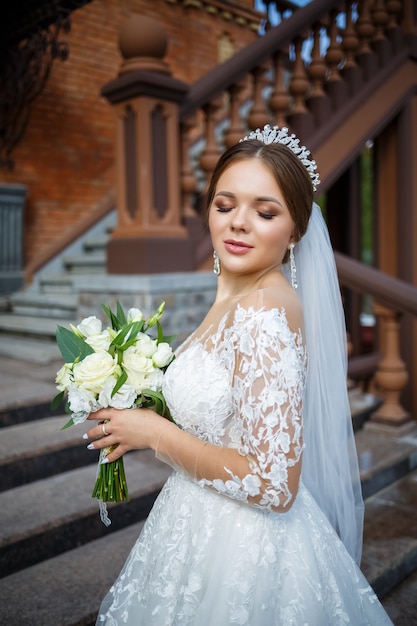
[{"x1": 208, "y1": 158, "x2": 295, "y2": 278}]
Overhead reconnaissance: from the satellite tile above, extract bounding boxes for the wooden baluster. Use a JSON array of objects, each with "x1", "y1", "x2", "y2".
[
  {"x1": 371, "y1": 0, "x2": 391, "y2": 64},
  {"x1": 385, "y1": 0, "x2": 404, "y2": 51},
  {"x1": 269, "y1": 51, "x2": 291, "y2": 128},
  {"x1": 288, "y1": 36, "x2": 313, "y2": 139},
  {"x1": 326, "y1": 9, "x2": 343, "y2": 82},
  {"x1": 224, "y1": 80, "x2": 246, "y2": 148},
  {"x1": 372, "y1": 0, "x2": 389, "y2": 41},
  {"x1": 307, "y1": 23, "x2": 331, "y2": 127},
  {"x1": 341, "y1": 0, "x2": 362, "y2": 94},
  {"x1": 199, "y1": 97, "x2": 223, "y2": 182},
  {"x1": 247, "y1": 64, "x2": 269, "y2": 131},
  {"x1": 386, "y1": 0, "x2": 402, "y2": 28},
  {"x1": 355, "y1": 0, "x2": 378, "y2": 78},
  {"x1": 325, "y1": 9, "x2": 349, "y2": 110},
  {"x1": 370, "y1": 304, "x2": 410, "y2": 426}
]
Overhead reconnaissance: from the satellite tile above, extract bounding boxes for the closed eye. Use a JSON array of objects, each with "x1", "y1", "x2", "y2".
[{"x1": 258, "y1": 212, "x2": 274, "y2": 220}]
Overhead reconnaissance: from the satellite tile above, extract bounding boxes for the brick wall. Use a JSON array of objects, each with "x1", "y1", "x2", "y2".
[{"x1": 0, "y1": 0, "x2": 261, "y2": 273}]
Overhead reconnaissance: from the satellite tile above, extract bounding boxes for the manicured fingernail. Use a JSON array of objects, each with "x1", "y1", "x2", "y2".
[
  {"x1": 87, "y1": 443, "x2": 95, "y2": 450},
  {"x1": 100, "y1": 458, "x2": 109, "y2": 465},
  {"x1": 82, "y1": 433, "x2": 88, "y2": 440}
]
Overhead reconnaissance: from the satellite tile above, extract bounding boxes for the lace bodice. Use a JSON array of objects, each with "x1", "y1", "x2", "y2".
[{"x1": 162, "y1": 303, "x2": 307, "y2": 511}]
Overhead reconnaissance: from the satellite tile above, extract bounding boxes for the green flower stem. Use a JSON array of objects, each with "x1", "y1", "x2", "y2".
[{"x1": 92, "y1": 449, "x2": 129, "y2": 503}]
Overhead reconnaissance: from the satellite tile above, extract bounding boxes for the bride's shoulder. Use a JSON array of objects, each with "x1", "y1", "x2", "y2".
[{"x1": 236, "y1": 286, "x2": 304, "y2": 335}]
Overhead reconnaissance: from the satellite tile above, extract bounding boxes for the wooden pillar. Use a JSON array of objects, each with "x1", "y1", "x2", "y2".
[
  {"x1": 374, "y1": 121, "x2": 398, "y2": 276},
  {"x1": 397, "y1": 96, "x2": 417, "y2": 415},
  {"x1": 101, "y1": 15, "x2": 193, "y2": 274}
]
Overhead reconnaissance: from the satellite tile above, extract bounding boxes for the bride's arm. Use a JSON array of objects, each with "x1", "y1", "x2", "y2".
[{"x1": 85, "y1": 307, "x2": 306, "y2": 514}]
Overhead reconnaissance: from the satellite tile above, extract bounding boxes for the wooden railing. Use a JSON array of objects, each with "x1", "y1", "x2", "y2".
[
  {"x1": 336, "y1": 252, "x2": 417, "y2": 425},
  {"x1": 178, "y1": 0, "x2": 415, "y2": 205}
]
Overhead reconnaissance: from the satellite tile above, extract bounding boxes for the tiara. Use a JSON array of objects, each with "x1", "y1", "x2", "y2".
[{"x1": 240, "y1": 124, "x2": 320, "y2": 192}]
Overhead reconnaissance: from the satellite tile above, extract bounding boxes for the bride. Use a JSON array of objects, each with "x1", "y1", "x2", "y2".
[{"x1": 86, "y1": 125, "x2": 393, "y2": 625}]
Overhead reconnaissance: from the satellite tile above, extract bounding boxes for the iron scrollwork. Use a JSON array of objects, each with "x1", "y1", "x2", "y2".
[{"x1": 0, "y1": 1, "x2": 89, "y2": 169}]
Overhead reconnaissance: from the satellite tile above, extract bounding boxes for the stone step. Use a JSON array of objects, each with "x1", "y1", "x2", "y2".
[
  {"x1": 0, "y1": 415, "x2": 96, "y2": 491},
  {"x1": 0, "y1": 314, "x2": 74, "y2": 338},
  {"x1": 63, "y1": 252, "x2": 107, "y2": 274},
  {"x1": 10, "y1": 291, "x2": 77, "y2": 319},
  {"x1": 0, "y1": 333, "x2": 62, "y2": 364},
  {"x1": 39, "y1": 274, "x2": 76, "y2": 294},
  {"x1": 0, "y1": 449, "x2": 171, "y2": 578},
  {"x1": 356, "y1": 424, "x2": 417, "y2": 498},
  {"x1": 361, "y1": 467, "x2": 417, "y2": 599},
  {"x1": 83, "y1": 234, "x2": 109, "y2": 252},
  {"x1": 381, "y1": 568, "x2": 417, "y2": 625},
  {"x1": 0, "y1": 520, "x2": 144, "y2": 626}
]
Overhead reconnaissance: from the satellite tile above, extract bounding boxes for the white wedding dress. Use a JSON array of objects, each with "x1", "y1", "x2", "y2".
[{"x1": 96, "y1": 304, "x2": 393, "y2": 625}]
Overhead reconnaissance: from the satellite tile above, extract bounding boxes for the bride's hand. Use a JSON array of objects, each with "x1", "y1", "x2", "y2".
[{"x1": 83, "y1": 407, "x2": 166, "y2": 462}]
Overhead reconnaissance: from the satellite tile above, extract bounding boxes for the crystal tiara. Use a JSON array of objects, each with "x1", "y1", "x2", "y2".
[{"x1": 240, "y1": 124, "x2": 320, "y2": 192}]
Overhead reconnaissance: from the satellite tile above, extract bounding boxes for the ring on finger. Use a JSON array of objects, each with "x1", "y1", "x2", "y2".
[{"x1": 102, "y1": 422, "x2": 109, "y2": 436}]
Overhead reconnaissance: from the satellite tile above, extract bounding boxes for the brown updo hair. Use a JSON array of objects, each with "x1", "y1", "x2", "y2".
[{"x1": 206, "y1": 139, "x2": 313, "y2": 262}]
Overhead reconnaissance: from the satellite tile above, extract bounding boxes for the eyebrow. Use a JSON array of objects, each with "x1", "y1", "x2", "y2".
[{"x1": 215, "y1": 191, "x2": 284, "y2": 208}]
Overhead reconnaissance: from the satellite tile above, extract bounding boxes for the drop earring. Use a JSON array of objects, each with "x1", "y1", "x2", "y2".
[
  {"x1": 213, "y1": 250, "x2": 221, "y2": 276},
  {"x1": 289, "y1": 243, "x2": 297, "y2": 289}
]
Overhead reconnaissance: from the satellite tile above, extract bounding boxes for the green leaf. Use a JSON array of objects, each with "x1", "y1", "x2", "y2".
[
  {"x1": 116, "y1": 300, "x2": 127, "y2": 326},
  {"x1": 111, "y1": 369, "x2": 128, "y2": 397},
  {"x1": 56, "y1": 326, "x2": 95, "y2": 363},
  {"x1": 141, "y1": 389, "x2": 167, "y2": 415},
  {"x1": 102, "y1": 304, "x2": 121, "y2": 331},
  {"x1": 51, "y1": 390, "x2": 65, "y2": 410},
  {"x1": 61, "y1": 417, "x2": 75, "y2": 430},
  {"x1": 160, "y1": 333, "x2": 176, "y2": 345},
  {"x1": 111, "y1": 321, "x2": 143, "y2": 347}
]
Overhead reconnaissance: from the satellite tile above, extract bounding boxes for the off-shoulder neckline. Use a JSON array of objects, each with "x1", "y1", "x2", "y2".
[{"x1": 177, "y1": 304, "x2": 304, "y2": 357}]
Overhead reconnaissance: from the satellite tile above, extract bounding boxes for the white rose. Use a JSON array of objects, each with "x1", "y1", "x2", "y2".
[
  {"x1": 98, "y1": 379, "x2": 137, "y2": 409},
  {"x1": 55, "y1": 362, "x2": 73, "y2": 392},
  {"x1": 123, "y1": 346, "x2": 155, "y2": 391},
  {"x1": 72, "y1": 351, "x2": 118, "y2": 394},
  {"x1": 135, "y1": 333, "x2": 157, "y2": 357},
  {"x1": 85, "y1": 329, "x2": 112, "y2": 352},
  {"x1": 127, "y1": 307, "x2": 143, "y2": 323},
  {"x1": 68, "y1": 385, "x2": 100, "y2": 415},
  {"x1": 77, "y1": 316, "x2": 102, "y2": 337},
  {"x1": 143, "y1": 368, "x2": 164, "y2": 392},
  {"x1": 152, "y1": 342, "x2": 173, "y2": 368}
]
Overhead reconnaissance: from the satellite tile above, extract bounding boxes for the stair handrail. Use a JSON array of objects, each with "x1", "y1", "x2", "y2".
[
  {"x1": 335, "y1": 252, "x2": 417, "y2": 317},
  {"x1": 180, "y1": 0, "x2": 339, "y2": 120}
]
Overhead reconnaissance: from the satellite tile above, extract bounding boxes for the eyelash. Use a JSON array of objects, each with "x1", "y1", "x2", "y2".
[{"x1": 216, "y1": 206, "x2": 274, "y2": 220}]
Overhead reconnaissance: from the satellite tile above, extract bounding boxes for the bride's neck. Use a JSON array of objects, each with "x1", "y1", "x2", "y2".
[{"x1": 214, "y1": 269, "x2": 286, "y2": 305}]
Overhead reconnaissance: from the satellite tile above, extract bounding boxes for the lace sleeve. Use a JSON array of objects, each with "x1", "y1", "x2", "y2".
[{"x1": 198, "y1": 305, "x2": 307, "y2": 511}]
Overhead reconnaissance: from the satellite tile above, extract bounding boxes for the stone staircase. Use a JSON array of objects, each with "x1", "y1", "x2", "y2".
[
  {"x1": 0, "y1": 211, "x2": 116, "y2": 364},
  {"x1": 0, "y1": 405, "x2": 172, "y2": 626},
  {"x1": 0, "y1": 392, "x2": 417, "y2": 625}
]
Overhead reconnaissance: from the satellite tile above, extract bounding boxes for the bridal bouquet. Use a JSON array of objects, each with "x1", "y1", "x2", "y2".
[{"x1": 52, "y1": 300, "x2": 174, "y2": 523}]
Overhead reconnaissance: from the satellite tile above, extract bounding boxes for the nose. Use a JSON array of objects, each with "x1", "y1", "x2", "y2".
[{"x1": 230, "y1": 206, "x2": 248, "y2": 232}]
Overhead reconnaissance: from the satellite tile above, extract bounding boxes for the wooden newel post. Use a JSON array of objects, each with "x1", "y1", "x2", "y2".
[
  {"x1": 101, "y1": 14, "x2": 193, "y2": 274},
  {"x1": 371, "y1": 303, "x2": 410, "y2": 425}
]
